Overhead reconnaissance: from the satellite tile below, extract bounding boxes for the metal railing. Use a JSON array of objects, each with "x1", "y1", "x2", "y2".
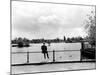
[
  {"x1": 11, "y1": 42, "x2": 96, "y2": 66},
  {"x1": 11, "y1": 50, "x2": 82, "y2": 65}
]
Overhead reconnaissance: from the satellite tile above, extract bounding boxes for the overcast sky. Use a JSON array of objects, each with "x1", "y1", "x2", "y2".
[{"x1": 12, "y1": 1, "x2": 95, "y2": 39}]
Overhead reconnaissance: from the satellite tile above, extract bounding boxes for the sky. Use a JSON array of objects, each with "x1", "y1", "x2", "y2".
[{"x1": 12, "y1": 1, "x2": 95, "y2": 40}]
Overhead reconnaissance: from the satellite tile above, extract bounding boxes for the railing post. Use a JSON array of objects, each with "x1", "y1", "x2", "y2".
[
  {"x1": 80, "y1": 42, "x2": 84, "y2": 61},
  {"x1": 80, "y1": 49, "x2": 82, "y2": 61},
  {"x1": 53, "y1": 50, "x2": 55, "y2": 62},
  {"x1": 27, "y1": 51, "x2": 29, "y2": 63}
]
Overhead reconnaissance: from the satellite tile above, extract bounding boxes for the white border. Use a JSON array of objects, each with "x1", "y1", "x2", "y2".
[{"x1": 0, "y1": 0, "x2": 99, "y2": 75}]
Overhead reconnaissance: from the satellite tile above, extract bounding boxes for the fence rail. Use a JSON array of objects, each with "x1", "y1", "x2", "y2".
[
  {"x1": 11, "y1": 49, "x2": 96, "y2": 66},
  {"x1": 11, "y1": 42, "x2": 96, "y2": 66},
  {"x1": 12, "y1": 50, "x2": 80, "y2": 54},
  {"x1": 11, "y1": 50, "x2": 82, "y2": 65}
]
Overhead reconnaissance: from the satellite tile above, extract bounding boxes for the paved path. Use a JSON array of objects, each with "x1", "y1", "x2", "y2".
[{"x1": 12, "y1": 62, "x2": 96, "y2": 74}]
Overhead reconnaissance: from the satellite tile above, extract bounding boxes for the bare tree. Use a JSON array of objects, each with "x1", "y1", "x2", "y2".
[{"x1": 85, "y1": 10, "x2": 96, "y2": 47}]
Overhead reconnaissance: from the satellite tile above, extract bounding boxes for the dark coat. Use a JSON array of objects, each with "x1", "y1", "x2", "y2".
[{"x1": 41, "y1": 45, "x2": 47, "y2": 53}]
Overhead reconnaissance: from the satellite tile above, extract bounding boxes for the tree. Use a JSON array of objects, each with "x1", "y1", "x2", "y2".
[
  {"x1": 64, "y1": 36, "x2": 66, "y2": 41},
  {"x1": 67, "y1": 37, "x2": 71, "y2": 42},
  {"x1": 85, "y1": 10, "x2": 96, "y2": 46}
]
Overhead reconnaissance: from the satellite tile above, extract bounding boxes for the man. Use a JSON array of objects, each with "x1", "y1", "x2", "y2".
[{"x1": 41, "y1": 43, "x2": 49, "y2": 59}]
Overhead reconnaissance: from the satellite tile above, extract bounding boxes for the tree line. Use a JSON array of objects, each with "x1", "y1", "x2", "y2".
[{"x1": 11, "y1": 36, "x2": 84, "y2": 44}]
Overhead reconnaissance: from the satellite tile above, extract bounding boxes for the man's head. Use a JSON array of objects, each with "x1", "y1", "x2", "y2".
[{"x1": 43, "y1": 43, "x2": 45, "y2": 45}]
